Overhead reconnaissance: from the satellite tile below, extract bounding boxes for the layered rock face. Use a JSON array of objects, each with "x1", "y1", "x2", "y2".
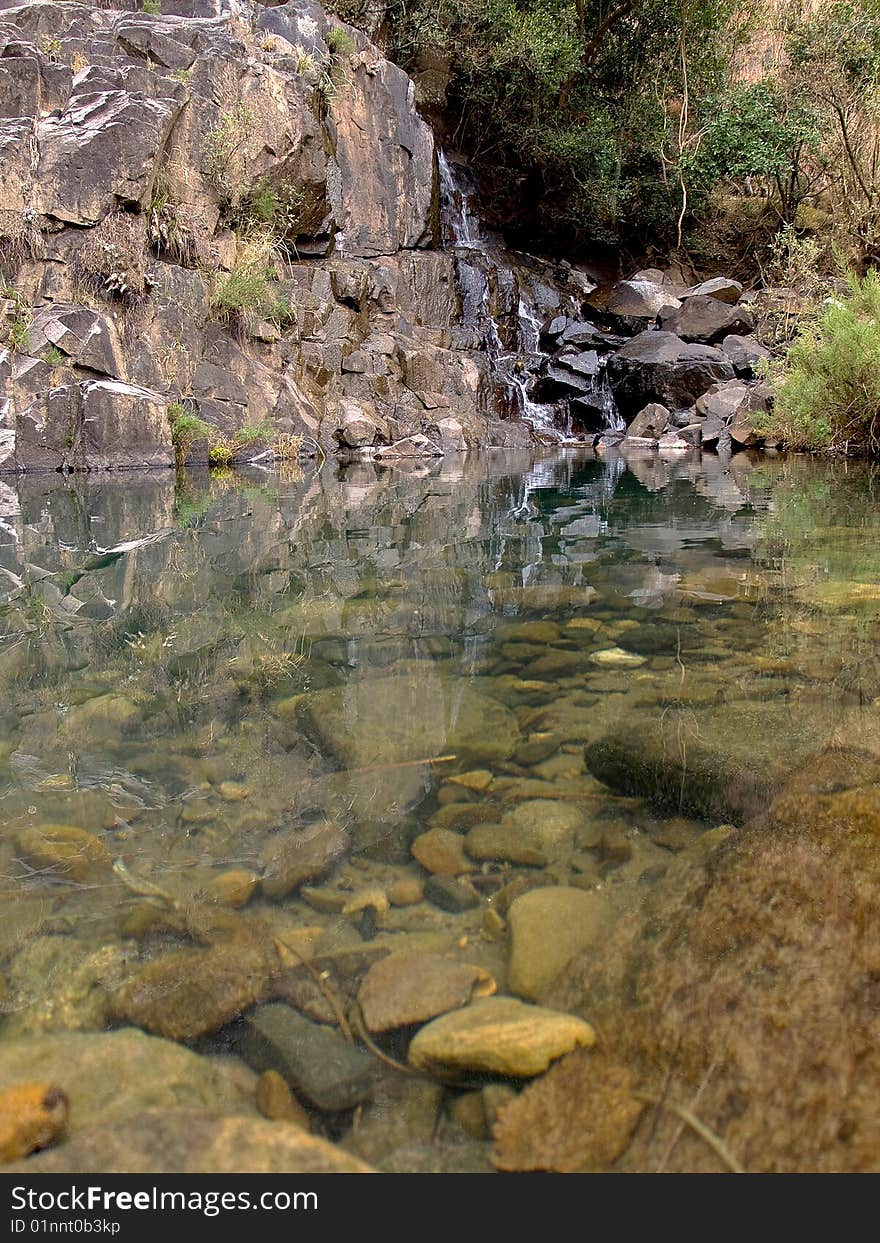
[{"x1": 0, "y1": 0, "x2": 536, "y2": 470}]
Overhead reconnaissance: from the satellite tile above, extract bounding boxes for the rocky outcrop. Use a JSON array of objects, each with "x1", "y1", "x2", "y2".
[{"x1": 0, "y1": 0, "x2": 565, "y2": 470}]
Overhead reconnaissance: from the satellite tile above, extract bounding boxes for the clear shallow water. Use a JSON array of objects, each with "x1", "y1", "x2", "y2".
[{"x1": 2, "y1": 448, "x2": 880, "y2": 1170}]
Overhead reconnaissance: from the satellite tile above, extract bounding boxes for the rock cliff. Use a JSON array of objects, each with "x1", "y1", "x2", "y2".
[{"x1": 0, "y1": 0, "x2": 546, "y2": 471}]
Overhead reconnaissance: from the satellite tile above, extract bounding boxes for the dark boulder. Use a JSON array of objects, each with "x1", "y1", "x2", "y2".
[{"x1": 607, "y1": 331, "x2": 735, "y2": 417}]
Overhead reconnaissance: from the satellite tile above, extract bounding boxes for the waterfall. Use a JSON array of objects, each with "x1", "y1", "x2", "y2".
[{"x1": 437, "y1": 149, "x2": 621, "y2": 442}]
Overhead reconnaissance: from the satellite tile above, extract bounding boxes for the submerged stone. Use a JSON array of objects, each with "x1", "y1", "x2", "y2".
[
  {"x1": 408, "y1": 997, "x2": 596, "y2": 1077},
  {"x1": 9, "y1": 1111, "x2": 373, "y2": 1174},
  {"x1": 589, "y1": 648, "x2": 647, "y2": 669},
  {"x1": 411, "y1": 827, "x2": 474, "y2": 876},
  {"x1": 358, "y1": 952, "x2": 496, "y2": 1031},
  {"x1": 260, "y1": 820, "x2": 349, "y2": 899},
  {"x1": 15, "y1": 825, "x2": 113, "y2": 884},
  {"x1": 507, "y1": 887, "x2": 614, "y2": 1001},
  {"x1": 0, "y1": 1081, "x2": 68, "y2": 1163},
  {"x1": 240, "y1": 1003, "x2": 379, "y2": 1111},
  {"x1": 302, "y1": 673, "x2": 520, "y2": 771},
  {"x1": 109, "y1": 947, "x2": 262, "y2": 1043},
  {"x1": 0, "y1": 1029, "x2": 256, "y2": 1134}
]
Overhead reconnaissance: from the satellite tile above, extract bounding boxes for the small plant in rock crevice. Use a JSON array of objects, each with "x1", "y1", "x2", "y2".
[
  {"x1": 0, "y1": 207, "x2": 41, "y2": 267},
  {"x1": 204, "y1": 104, "x2": 257, "y2": 207},
  {"x1": 43, "y1": 345, "x2": 66, "y2": 369},
  {"x1": 211, "y1": 228, "x2": 283, "y2": 334},
  {"x1": 148, "y1": 167, "x2": 196, "y2": 266},
  {"x1": 74, "y1": 211, "x2": 154, "y2": 310},
  {"x1": 2, "y1": 287, "x2": 31, "y2": 353},
  {"x1": 326, "y1": 27, "x2": 355, "y2": 58},
  {"x1": 169, "y1": 403, "x2": 274, "y2": 470}
]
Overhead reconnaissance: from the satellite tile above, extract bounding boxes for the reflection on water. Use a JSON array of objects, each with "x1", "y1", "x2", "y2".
[{"x1": 2, "y1": 448, "x2": 880, "y2": 1171}]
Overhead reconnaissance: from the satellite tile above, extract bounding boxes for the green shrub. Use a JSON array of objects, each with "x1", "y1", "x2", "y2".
[
  {"x1": 326, "y1": 27, "x2": 355, "y2": 57},
  {"x1": 141, "y1": 0, "x2": 161, "y2": 13},
  {"x1": 3, "y1": 289, "x2": 31, "y2": 353},
  {"x1": 762, "y1": 269, "x2": 880, "y2": 453},
  {"x1": 43, "y1": 345, "x2": 66, "y2": 368},
  {"x1": 170, "y1": 402, "x2": 273, "y2": 469}
]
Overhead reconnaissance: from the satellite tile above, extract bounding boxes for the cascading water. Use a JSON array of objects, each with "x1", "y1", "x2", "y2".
[{"x1": 437, "y1": 150, "x2": 623, "y2": 442}]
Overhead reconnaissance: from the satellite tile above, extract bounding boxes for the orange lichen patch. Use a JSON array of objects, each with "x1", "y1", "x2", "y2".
[{"x1": 0, "y1": 1082, "x2": 69, "y2": 1162}]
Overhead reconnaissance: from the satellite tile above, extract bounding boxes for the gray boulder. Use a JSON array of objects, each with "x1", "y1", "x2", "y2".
[
  {"x1": 682, "y1": 276, "x2": 743, "y2": 303},
  {"x1": 28, "y1": 305, "x2": 125, "y2": 379},
  {"x1": 606, "y1": 278, "x2": 681, "y2": 319},
  {"x1": 722, "y1": 334, "x2": 770, "y2": 377},
  {"x1": 626, "y1": 402, "x2": 670, "y2": 439}
]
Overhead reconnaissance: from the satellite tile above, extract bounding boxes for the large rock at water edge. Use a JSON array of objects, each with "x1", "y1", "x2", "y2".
[{"x1": 608, "y1": 331, "x2": 734, "y2": 417}]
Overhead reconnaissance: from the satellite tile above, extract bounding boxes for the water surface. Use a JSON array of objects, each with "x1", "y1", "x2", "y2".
[{"x1": 2, "y1": 448, "x2": 878, "y2": 1170}]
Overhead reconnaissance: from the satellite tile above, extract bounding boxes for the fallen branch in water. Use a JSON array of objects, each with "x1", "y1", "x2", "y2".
[
  {"x1": 273, "y1": 935, "x2": 353, "y2": 1042},
  {"x1": 350, "y1": 1002, "x2": 419, "y2": 1076},
  {"x1": 634, "y1": 1091, "x2": 745, "y2": 1174},
  {"x1": 344, "y1": 754, "x2": 457, "y2": 776}
]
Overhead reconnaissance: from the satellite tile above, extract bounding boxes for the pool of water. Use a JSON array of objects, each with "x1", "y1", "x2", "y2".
[{"x1": 2, "y1": 448, "x2": 880, "y2": 1172}]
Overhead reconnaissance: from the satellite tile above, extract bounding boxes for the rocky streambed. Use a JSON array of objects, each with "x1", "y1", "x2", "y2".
[{"x1": 1, "y1": 449, "x2": 880, "y2": 1172}]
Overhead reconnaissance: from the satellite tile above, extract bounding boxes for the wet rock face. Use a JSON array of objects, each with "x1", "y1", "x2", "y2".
[{"x1": 0, "y1": 0, "x2": 534, "y2": 468}]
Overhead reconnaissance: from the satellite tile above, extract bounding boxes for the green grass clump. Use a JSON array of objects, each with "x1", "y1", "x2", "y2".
[
  {"x1": 762, "y1": 269, "x2": 880, "y2": 454},
  {"x1": 170, "y1": 401, "x2": 273, "y2": 469},
  {"x1": 212, "y1": 231, "x2": 277, "y2": 323}
]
